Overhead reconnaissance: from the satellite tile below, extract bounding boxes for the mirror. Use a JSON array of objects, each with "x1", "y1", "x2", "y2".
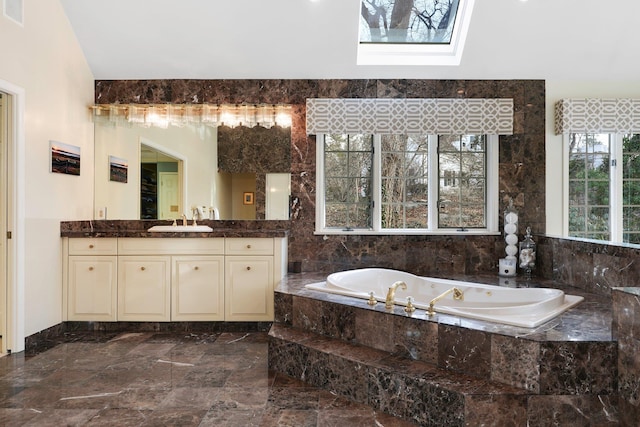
[{"x1": 94, "y1": 121, "x2": 291, "y2": 220}]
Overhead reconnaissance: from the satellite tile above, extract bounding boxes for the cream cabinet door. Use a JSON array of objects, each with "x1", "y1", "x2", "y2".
[
  {"x1": 118, "y1": 256, "x2": 171, "y2": 321},
  {"x1": 172, "y1": 256, "x2": 224, "y2": 321},
  {"x1": 68, "y1": 256, "x2": 117, "y2": 321},
  {"x1": 224, "y1": 256, "x2": 274, "y2": 321}
]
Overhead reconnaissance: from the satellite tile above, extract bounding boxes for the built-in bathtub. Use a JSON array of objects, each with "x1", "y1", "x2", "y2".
[{"x1": 305, "y1": 268, "x2": 584, "y2": 328}]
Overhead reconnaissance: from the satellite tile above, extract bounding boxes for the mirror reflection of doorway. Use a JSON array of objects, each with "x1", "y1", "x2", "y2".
[{"x1": 140, "y1": 144, "x2": 183, "y2": 220}]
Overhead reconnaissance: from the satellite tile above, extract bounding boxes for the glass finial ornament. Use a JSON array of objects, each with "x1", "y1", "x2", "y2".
[{"x1": 519, "y1": 226, "x2": 536, "y2": 278}]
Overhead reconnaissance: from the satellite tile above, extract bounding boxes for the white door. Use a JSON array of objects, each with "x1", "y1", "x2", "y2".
[
  {"x1": 0, "y1": 92, "x2": 7, "y2": 353},
  {"x1": 158, "y1": 172, "x2": 179, "y2": 220},
  {"x1": 265, "y1": 173, "x2": 290, "y2": 220}
]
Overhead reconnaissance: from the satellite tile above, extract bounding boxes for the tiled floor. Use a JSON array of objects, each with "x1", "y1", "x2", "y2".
[{"x1": 0, "y1": 331, "x2": 416, "y2": 426}]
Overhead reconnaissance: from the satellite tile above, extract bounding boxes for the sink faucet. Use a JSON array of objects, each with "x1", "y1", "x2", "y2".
[
  {"x1": 427, "y1": 287, "x2": 463, "y2": 316},
  {"x1": 385, "y1": 281, "x2": 407, "y2": 309}
]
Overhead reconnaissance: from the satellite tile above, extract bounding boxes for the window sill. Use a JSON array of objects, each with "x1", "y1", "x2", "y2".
[{"x1": 315, "y1": 229, "x2": 500, "y2": 237}]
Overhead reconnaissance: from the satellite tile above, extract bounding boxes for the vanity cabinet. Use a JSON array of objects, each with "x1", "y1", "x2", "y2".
[
  {"x1": 62, "y1": 235, "x2": 285, "y2": 323},
  {"x1": 172, "y1": 255, "x2": 224, "y2": 321},
  {"x1": 225, "y1": 238, "x2": 275, "y2": 321},
  {"x1": 117, "y1": 238, "x2": 224, "y2": 321},
  {"x1": 66, "y1": 238, "x2": 117, "y2": 321},
  {"x1": 117, "y1": 255, "x2": 171, "y2": 321}
]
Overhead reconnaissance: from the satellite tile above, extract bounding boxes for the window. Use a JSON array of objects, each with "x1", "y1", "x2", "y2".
[
  {"x1": 359, "y1": 0, "x2": 459, "y2": 44},
  {"x1": 357, "y1": 0, "x2": 475, "y2": 66},
  {"x1": 566, "y1": 133, "x2": 640, "y2": 244},
  {"x1": 317, "y1": 133, "x2": 498, "y2": 234}
]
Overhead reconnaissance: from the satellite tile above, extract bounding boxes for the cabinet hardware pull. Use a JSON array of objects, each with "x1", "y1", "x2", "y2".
[
  {"x1": 141, "y1": 266, "x2": 146, "y2": 271},
  {"x1": 89, "y1": 266, "x2": 94, "y2": 271},
  {"x1": 89, "y1": 244, "x2": 94, "y2": 249},
  {"x1": 246, "y1": 266, "x2": 251, "y2": 271}
]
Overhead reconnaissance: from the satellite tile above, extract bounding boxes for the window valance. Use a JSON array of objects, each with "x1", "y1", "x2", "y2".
[
  {"x1": 306, "y1": 98, "x2": 514, "y2": 135},
  {"x1": 555, "y1": 98, "x2": 640, "y2": 134}
]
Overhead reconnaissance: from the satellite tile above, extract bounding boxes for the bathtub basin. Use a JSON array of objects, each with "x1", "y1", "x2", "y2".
[{"x1": 305, "y1": 268, "x2": 584, "y2": 328}]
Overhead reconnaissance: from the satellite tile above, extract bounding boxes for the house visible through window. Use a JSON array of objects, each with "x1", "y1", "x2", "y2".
[
  {"x1": 567, "y1": 133, "x2": 640, "y2": 244},
  {"x1": 317, "y1": 133, "x2": 498, "y2": 234}
]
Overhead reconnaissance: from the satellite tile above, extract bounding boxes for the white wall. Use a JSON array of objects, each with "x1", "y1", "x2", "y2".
[
  {"x1": 545, "y1": 80, "x2": 640, "y2": 237},
  {"x1": 0, "y1": 1, "x2": 94, "y2": 338}
]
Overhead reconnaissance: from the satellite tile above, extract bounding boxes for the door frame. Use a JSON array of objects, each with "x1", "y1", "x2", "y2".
[{"x1": 0, "y1": 79, "x2": 25, "y2": 353}]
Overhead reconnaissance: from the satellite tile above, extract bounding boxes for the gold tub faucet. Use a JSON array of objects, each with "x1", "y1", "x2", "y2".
[
  {"x1": 385, "y1": 281, "x2": 407, "y2": 309},
  {"x1": 427, "y1": 287, "x2": 463, "y2": 316}
]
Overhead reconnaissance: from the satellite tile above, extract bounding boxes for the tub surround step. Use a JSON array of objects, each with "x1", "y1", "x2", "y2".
[
  {"x1": 268, "y1": 323, "x2": 529, "y2": 426},
  {"x1": 275, "y1": 291, "x2": 618, "y2": 396},
  {"x1": 271, "y1": 275, "x2": 620, "y2": 425}
]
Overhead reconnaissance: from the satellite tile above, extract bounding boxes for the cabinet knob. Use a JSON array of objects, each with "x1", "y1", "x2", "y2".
[
  {"x1": 89, "y1": 244, "x2": 94, "y2": 249},
  {"x1": 246, "y1": 266, "x2": 251, "y2": 271},
  {"x1": 88, "y1": 266, "x2": 94, "y2": 271},
  {"x1": 141, "y1": 266, "x2": 146, "y2": 271},
  {"x1": 246, "y1": 244, "x2": 252, "y2": 249}
]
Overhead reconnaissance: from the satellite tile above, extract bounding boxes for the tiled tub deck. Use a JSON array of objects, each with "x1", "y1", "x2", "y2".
[{"x1": 269, "y1": 272, "x2": 618, "y2": 426}]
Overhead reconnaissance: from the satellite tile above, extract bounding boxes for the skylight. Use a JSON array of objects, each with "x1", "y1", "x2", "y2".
[{"x1": 357, "y1": 0, "x2": 475, "y2": 66}]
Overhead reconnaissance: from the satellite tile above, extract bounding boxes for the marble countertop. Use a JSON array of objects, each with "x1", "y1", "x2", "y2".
[
  {"x1": 60, "y1": 219, "x2": 289, "y2": 238},
  {"x1": 277, "y1": 271, "x2": 614, "y2": 343}
]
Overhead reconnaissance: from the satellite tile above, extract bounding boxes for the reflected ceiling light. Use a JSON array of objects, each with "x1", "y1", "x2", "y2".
[
  {"x1": 91, "y1": 103, "x2": 292, "y2": 129},
  {"x1": 275, "y1": 105, "x2": 292, "y2": 127}
]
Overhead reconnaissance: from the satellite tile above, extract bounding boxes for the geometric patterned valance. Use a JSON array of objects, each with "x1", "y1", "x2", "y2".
[
  {"x1": 555, "y1": 98, "x2": 640, "y2": 135},
  {"x1": 306, "y1": 98, "x2": 514, "y2": 135}
]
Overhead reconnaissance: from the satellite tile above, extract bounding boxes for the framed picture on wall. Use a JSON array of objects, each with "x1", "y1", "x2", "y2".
[
  {"x1": 50, "y1": 141, "x2": 80, "y2": 176},
  {"x1": 109, "y1": 155, "x2": 128, "y2": 183},
  {"x1": 243, "y1": 192, "x2": 254, "y2": 205}
]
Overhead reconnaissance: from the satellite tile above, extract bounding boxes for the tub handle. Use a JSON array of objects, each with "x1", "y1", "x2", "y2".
[
  {"x1": 367, "y1": 292, "x2": 377, "y2": 306},
  {"x1": 404, "y1": 296, "x2": 416, "y2": 313}
]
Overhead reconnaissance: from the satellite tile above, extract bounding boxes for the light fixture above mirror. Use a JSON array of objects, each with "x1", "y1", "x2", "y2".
[{"x1": 91, "y1": 103, "x2": 292, "y2": 129}]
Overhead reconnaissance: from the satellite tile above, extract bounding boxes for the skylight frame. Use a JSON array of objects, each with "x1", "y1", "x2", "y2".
[{"x1": 357, "y1": 0, "x2": 476, "y2": 66}]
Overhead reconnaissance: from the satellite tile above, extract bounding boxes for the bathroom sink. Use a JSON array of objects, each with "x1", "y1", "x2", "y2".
[{"x1": 147, "y1": 225, "x2": 213, "y2": 232}]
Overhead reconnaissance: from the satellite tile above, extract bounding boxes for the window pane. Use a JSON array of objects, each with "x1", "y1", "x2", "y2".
[
  {"x1": 586, "y1": 154, "x2": 609, "y2": 178},
  {"x1": 438, "y1": 135, "x2": 486, "y2": 229},
  {"x1": 623, "y1": 134, "x2": 640, "y2": 243},
  {"x1": 569, "y1": 206, "x2": 586, "y2": 235},
  {"x1": 623, "y1": 207, "x2": 640, "y2": 235},
  {"x1": 587, "y1": 181, "x2": 609, "y2": 206},
  {"x1": 568, "y1": 133, "x2": 610, "y2": 240},
  {"x1": 569, "y1": 180, "x2": 586, "y2": 205},
  {"x1": 359, "y1": 0, "x2": 460, "y2": 44},
  {"x1": 587, "y1": 207, "x2": 609, "y2": 234},
  {"x1": 324, "y1": 134, "x2": 373, "y2": 229},
  {"x1": 381, "y1": 135, "x2": 429, "y2": 229},
  {"x1": 324, "y1": 152, "x2": 348, "y2": 177},
  {"x1": 348, "y1": 152, "x2": 373, "y2": 177}
]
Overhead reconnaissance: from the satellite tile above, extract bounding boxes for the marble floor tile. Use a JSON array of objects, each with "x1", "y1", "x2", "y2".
[{"x1": 0, "y1": 332, "x2": 417, "y2": 426}]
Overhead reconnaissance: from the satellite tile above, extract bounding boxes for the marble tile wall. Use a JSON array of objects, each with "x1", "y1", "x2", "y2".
[
  {"x1": 537, "y1": 236, "x2": 640, "y2": 296},
  {"x1": 612, "y1": 288, "x2": 640, "y2": 426},
  {"x1": 94, "y1": 79, "x2": 640, "y2": 300},
  {"x1": 95, "y1": 79, "x2": 545, "y2": 277}
]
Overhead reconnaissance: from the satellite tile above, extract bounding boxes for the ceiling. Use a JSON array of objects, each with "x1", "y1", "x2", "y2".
[{"x1": 60, "y1": 0, "x2": 640, "y2": 81}]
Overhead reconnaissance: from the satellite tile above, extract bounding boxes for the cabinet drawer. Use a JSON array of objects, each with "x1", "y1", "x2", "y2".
[
  {"x1": 225, "y1": 238, "x2": 273, "y2": 255},
  {"x1": 68, "y1": 238, "x2": 118, "y2": 255},
  {"x1": 118, "y1": 237, "x2": 224, "y2": 255}
]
